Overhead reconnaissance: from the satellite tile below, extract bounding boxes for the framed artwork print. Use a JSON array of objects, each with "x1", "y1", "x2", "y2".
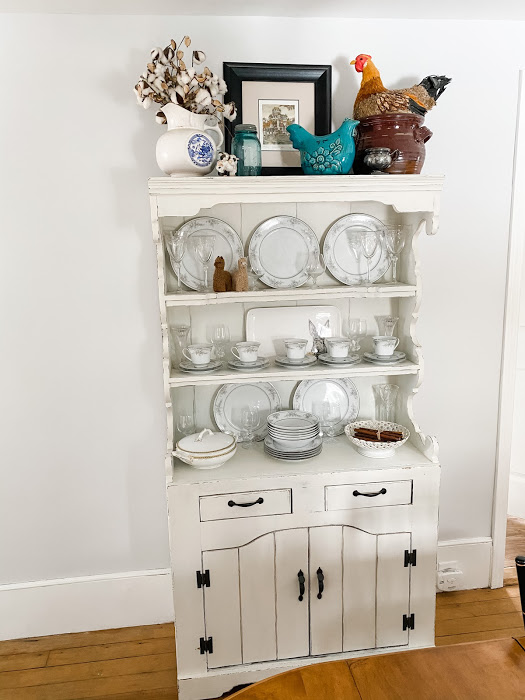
[{"x1": 223, "y1": 62, "x2": 332, "y2": 175}]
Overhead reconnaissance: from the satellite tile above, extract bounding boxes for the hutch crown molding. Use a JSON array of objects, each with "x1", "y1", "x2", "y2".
[{"x1": 149, "y1": 174, "x2": 443, "y2": 700}]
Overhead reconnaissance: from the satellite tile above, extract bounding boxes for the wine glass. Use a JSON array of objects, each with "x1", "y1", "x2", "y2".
[
  {"x1": 209, "y1": 324, "x2": 230, "y2": 360},
  {"x1": 191, "y1": 234, "x2": 215, "y2": 292},
  {"x1": 346, "y1": 230, "x2": 362, "y2": 285},
  {"x1": 165, "y1": 229, "x2": 186, "y2": 293},
  {"x1": 177, "y1": 413, "x2": 195, "y2": 437},
  {"x1": 241, "y1": 405, "x2": 260, "y2": 449},
  {"x1": 313, "y1": 400, "x2": 341, "y2": 442},
  {"x1": 360, "y1": 230, "x2": 380, "y2": 284},
  {"x1": 306, "y1": 252, "x2": 326, "y2": 288},
  {"x1": 247, "y1": 259, "x2": 262, "y2": 291},
  {"x1": 383, "y1": 225, "x2": 408, "y2": 284},
  {"x1": 171, "y1": 324, "x2": 191, "y2": 363},
  {"x1": 348, "y1": 318, "x2": 367, "y2": 353}
]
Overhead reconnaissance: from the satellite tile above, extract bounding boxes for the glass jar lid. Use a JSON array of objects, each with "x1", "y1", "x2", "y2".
[
  {"x1": 235, "y1": 124, "x2": 257, "y2": 133},
  {"x1": 177, "y1": 428, "x2": 236, "y2": 456}
]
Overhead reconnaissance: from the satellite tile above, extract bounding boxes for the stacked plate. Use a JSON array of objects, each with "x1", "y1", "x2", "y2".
[
  {"x1": 363, "y1": 351, "x2": 406, "y2": 366},
  {"x1": 264, "y1": 410, "x2": 322, "y2": 460}
]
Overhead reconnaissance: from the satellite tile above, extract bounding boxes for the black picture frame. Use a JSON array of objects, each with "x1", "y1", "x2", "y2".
[{"x1": 223, "y1": 62, "x2": 332, "y2": 176}]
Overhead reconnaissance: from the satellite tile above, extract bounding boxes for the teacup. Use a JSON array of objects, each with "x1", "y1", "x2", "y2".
[
  {"x1": 325, "y1": 337, "x2": 352, "y2": 359},
  {"x1": 182, "y1": 343, "x2": 213, "y2": 366},
  {"x1": 231, "y1": 341, "x2": 260, "y2": 364},
  {"x1": 373, "y1": 336, "x2": 400, "y2": 357},
  {"x1": 284, "y1": 338, "x2": 308, "y2": 361}
]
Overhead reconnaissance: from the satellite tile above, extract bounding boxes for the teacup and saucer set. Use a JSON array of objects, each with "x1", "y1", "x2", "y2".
[
  {"x1": 363, "y1": 336, "x2": 406, "y2": 365},
  {"x1": 318, "y1": 337, "x2": 360, "y2": 366},
  {"x1": 179, "y1": 343, "x2": 223, "y2": 373},
  {"x1": 227, "y1": 342, "x2": 270, "y2": 371},
  {"x1": 275, "y1": 339, "x2": 318, "y2": 368}
]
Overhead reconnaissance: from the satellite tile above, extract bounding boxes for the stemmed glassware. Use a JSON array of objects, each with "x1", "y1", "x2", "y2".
[
  {"x1": 191, "y1": 234, "x2": 215, "y2": 292},
  {"x1": 359, "y1": 230, "x2": 380, "y2": 284},
  {"x1": 209, "y1": 324, "x2": 230, "y2": 360},
  {"x1": 383, "y1": 225, "x2": 408, "y2": 284},
  {"x1": 177, "y1": 413, "x2": 195, "y2": 437},
  {"x1": 165, "y1": 230, "x2": 186, "y2": 293},
  {"x1": 247, "y1": 259, "x2": 262, "y2": 291},
  {"x1": 171, "y1": 324, "x2": 191, "y2": 363},
  {"x1": 348, "y1": 318, "x2": 367, "y2": 353},
  {"x1": 313, "y1": 400, "x2": 341, "y2": 442},
  {"x1": 306, "y1": 252, "x2": 326, "y2": 288},
  {"x1": 241, "y1": 405, "x2": 260, "y2": 448}
]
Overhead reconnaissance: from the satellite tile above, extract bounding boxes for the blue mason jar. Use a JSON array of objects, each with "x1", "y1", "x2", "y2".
[{"x1": 232, "y1": 124, "x2": 262, "y2": 176}]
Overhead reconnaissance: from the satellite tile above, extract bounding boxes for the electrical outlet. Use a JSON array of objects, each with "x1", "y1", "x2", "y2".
[{"x1": 437, "y1": 562, "x2": 463, "y2": 592}]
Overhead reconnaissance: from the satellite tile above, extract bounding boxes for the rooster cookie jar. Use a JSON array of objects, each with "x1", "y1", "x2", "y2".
[
  {"x1": 287, "y1": 118, "x2": 359, "y2": 175},
  {"x1": 350, "y1": 53, "x2": 451, "y2": 174}
]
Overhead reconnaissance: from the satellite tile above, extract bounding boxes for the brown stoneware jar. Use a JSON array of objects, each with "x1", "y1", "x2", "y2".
[{"x1": 353, "y1": 113, "x2": 433, "y2": 175}]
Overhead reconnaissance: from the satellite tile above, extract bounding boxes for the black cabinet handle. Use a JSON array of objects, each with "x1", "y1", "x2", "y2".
[
  {"x1": 297, "y1": 570, "x2": 305, "y2": 601},
  {"x1": 316, "y1": 567, "x2": 324, "y2": 599},
  {"x1": 227, "y1": 497, "x2": 264, "y2": 508},
  {"x1": 353, "y1": 488, "x2": 387, "y2": 498}
]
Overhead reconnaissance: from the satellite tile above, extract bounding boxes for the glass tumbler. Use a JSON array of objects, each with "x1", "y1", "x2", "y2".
[
  {"x1": 232, "y1": 124, "x2": 262, "y2": 176},
  {"x1": 373, "y1": 384, "x2": 399, "y2": 423}
]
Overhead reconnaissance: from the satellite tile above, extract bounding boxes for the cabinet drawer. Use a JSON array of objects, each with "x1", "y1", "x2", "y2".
[
  {"x1": 325, "y1": 481, "x2": 412, "y2": 510},
  {"x1": 199, "y1": 489, "x2": 292, "y2": 521}
]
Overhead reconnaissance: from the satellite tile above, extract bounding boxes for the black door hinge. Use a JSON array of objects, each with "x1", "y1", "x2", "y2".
[
  {"x1": 404, "y1": 549, "x2": 417, "y2": 567},
  {"x1": 196, "y1": 569, "x2": 210, "y2": 588},
  {"x1": 403, "y1": 613, "x2": 415, "y2": 631},
  {"x1": 200, "y1": 636, "x2": 213, "y2": 654}
]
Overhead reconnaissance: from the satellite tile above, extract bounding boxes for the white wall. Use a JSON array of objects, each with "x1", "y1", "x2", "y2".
[{"x1": 0, "y1": 12, "x2": 522, "y2": 633}]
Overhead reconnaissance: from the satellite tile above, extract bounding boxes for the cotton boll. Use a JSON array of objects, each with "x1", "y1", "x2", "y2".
[
  {"x1": 195, "y1": 88, "x2": 212, "y2": 106},
  {"x1": 150, "y1": 47, "x2": 163, "y2": 60},
  {"x1": 223, "y1": 102, "x2": 237, "y2": 121},
  {"x1": 177, "y1": 71, "x2": 191, "y2": 85},
  {"x1": 192, "y1": 50, "x2": 206, "y2": 64},
  {"x1": 142, "y1": 96, "x2": 152, "y2": 109},
  {"x1": 156, "y1": 111, "x2": 167, "y2": 124},
  {"x1": 218, "y1": 79, "x2": 227, "y2": 94},
  {"x1": 210, "y1": 84, "x2": 219, "y2": 97}
]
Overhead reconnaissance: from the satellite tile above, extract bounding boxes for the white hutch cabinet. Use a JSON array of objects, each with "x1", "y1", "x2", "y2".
[{"x1": 148, "y1": 175, "x2": 443, "y2": 700}]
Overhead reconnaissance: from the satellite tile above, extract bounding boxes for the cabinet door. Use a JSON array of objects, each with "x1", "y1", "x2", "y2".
[
  {"x1": 376, "y1": 532, "x2": 411, "y2": 648},
  {"x1": 275, "y1": 528, "x2": 309, "y2": 660},
  {"x1": 342, "y1": 526, "x2": 377, "y2": 652},
  {"x1": 309, "y1": 526, "x2": 343, "y2": 656}
]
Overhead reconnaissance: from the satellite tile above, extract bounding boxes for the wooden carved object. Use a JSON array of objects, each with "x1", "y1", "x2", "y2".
[
  {"x1": 213, "y1": 256, "x2": 233, "y2": 292},
  {"x1": 232, "y1": 257, "x2": 249, "y2": 292}
]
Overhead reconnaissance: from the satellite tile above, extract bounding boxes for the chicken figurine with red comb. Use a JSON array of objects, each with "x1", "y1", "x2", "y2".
[{"x1": 351, "y1": 54, "x2": 451, "y2": 121}]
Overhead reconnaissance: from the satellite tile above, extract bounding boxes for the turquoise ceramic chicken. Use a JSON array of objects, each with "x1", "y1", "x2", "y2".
[{"x1": 287, "y1": 118, "x2": 359, "y2": 175}]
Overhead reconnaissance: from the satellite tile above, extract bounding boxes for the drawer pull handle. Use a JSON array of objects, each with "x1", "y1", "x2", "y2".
[
  {"x1": 353, "y1": 488, "x2": 387, "y2": 498},
  {"x1": 316, "y1": 567, "x2": 324, "y2": 599},
  {"x1": 227, "y1": 497, "x2": 264, "y2": 508},
  {"x1": 297, "y1": 570, "x2": 305, "y2": 601}
]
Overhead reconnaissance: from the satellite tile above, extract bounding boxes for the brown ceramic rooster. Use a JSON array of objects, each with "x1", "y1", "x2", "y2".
[{"x1": 351, "y1": 54, "x2": 451, "y2": 121}]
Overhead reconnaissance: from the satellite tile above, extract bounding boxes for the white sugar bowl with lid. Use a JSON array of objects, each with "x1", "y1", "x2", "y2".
[{"x1": 173, "y1": 428, "x2": 237, "y2": 470}]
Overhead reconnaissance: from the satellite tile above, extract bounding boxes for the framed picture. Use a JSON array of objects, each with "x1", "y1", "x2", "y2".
[{"x1": 223, "y1": 63, "x2": 332, "y2": 175}]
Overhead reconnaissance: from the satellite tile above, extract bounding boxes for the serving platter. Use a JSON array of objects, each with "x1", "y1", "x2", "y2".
[
  {"x1": 323, "y1": 213, "x2": 390, "y2": 285},
  {"x1": 213, "y1": 382, "x2": 281, "y2": 442},
  {"x1": 248, "y1": 215, "x2": 319, "y2": 289},
  {"x1": 293, "y1": 377, "x2": 360, "y2": 436},
  {"x1": 176, "y1": 217, "x2": 244, "y2": 291}
]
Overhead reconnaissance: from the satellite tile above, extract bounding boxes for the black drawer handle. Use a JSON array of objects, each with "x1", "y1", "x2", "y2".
[
  {"x1": 297, "y1": 570, "x2": 305, "y2": 601},
  {"x1": 228, "y1": 497, "x2": 264, "y2": 508},
  {"x1": 353, "y1": 488, "x2": 387, "y2": 498},
  {"x1": 316, "y1": 567, "x2": 324, "y2": 599}
]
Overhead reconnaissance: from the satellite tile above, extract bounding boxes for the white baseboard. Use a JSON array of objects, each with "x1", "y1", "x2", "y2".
[
  {"x1": 438, "y1": 537, "x2": 492, "y2": 591},
  {"x1": 0, "y1": 569, "x2": 174, "y2": 641},
  {"x1": 508, "y1": 473, "x2": 525, "y2": 519}
]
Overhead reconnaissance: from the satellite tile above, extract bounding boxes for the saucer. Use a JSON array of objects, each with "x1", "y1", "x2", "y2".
[
  {"x1": 318, "y1": 353, "x2": 360, "y2": 365},
  {"x1": 275, "y1": 355, "x2": 318, "y2": 367},
  {"x1": 364, "y1": 351, "x2": 406, "y2": 363},
  {"x1": 179, "y1": 359, "x2": 222, "y2": 372},
  {"x1": 227, "y1": 357, "x2": 270, "y2": 371}
]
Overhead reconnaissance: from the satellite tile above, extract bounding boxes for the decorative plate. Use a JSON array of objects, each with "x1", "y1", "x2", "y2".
[
  {"x1": 176, "y1": 217, "x2": 244, "y2": 291},
  {"x1": 248, "y1": 216, "x2": 320, "y2": 289},
  {"x1": 323, "y1": 213, "x2": 390, "y2": 285},
  {"x1": 213, "y1": 382, "x2": 281, "y2": 442},
  {"x1": 293, "y1": 378, "x2": 360, "y2": 436}
]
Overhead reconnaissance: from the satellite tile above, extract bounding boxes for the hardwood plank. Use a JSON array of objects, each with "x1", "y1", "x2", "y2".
[
  {"x1": 0, "y1": 625, "x2": 174, "y2": 657},
  {"x1": 0, "y1": 652, "x2": 175, "y2": 689},
  {"x1": 436, "y1": 610, "x2": 523, "y2": 637},
  {"x1": 436, "y1": 597, "x2": 522, "y2": 622},
  {"x1": 0, "y1": 669, "x2": 178, "y2": 700},
  {"x1": 0, "y1": 653, "x2": 48, "y2": 673},
  {"x1": 92, "y1": 691, "x2": 177, "y2": 700},
  {"x1": 436, "y1": 586, "x2": 520, "y2": 606},
  {"x1": 47, "y1": 638, "x2": 175, "y2": 667},
  {"x1": 436, "y1": 627, "x2": 525, "y2": 646}
]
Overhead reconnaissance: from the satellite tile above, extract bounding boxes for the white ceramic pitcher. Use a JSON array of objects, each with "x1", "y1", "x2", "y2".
[{"x1": 156, "y1": 104, "x2": 224, "y2": 177}]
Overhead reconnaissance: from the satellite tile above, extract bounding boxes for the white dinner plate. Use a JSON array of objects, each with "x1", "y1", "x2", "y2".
[
  {"x1": 293, "y1": 378, "x2": 359, "y2": 436},
  {"x1": 246, "y1": 306, "x2": 341, "y2": 357},
  {"x1": 176, "y1": 217, "x2": 244, "y2": 291},
  {"x1": 323, "y1": 213, "x2": 390, "y2": 285},
  {"x1": 213, "y1": 382, "x2": 281, "y2": 442},
  {"x1": 249, "y1": 216, "x2": 320, "y2": 289}
]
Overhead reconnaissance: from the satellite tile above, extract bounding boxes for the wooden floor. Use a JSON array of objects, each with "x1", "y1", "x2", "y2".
[{"x1": 1, "y1": 518, "x2": 524, "y2": 699}]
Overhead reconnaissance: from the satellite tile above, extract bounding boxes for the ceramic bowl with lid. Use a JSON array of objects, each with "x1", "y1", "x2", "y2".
[{"x1": 173, "y1": 428, "x2": 237, "y2": 470}]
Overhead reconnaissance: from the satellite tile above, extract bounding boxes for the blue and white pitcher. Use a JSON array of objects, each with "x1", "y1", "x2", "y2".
[{"x1": 156, "y1": 104, "x2": 223, "y2": 177}]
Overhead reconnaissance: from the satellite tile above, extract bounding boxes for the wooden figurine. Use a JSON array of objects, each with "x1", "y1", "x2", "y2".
[
  {"x1": 213, "y1": 256, "x2": 232, "y2": 292},
  {"x1": 232, "y1": 257, "x2": 249, "y2": 292}
]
